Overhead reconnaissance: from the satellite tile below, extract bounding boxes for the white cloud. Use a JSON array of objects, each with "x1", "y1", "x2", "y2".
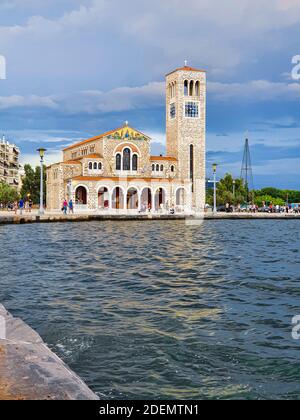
[
  {"x1": 208, "y1": 80, "x2": 300, "y2": 102},
  {"x1": 1, "y1": 0, "x2": 300, "y2": 91},
  {"x1": 0, "y1": 95, "x2": 57, "y2": 109},
  {"x1": 20, "y1": 150, "x2": 63, "y2": 167},
  {"x1": 1, "y1": 78, "x2": 300, "y2": 114}
]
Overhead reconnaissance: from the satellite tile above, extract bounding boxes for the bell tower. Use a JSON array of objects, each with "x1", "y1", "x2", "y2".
[{"x1": 166, "y1": 63, "x2": 206, "y2": 211}]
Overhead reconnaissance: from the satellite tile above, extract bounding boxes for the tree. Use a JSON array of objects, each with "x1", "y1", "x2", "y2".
[
  {"x1": 20, "y1": 164, "x2": 46, "y2": 204},
  {"x1": 206, "y1": 173, "x2": 248, "y2": 206},
  {"x1": 255, "y1": 195, "x2": 285, "y2": 207},
  {"x1": 206, "y1": 175, "x2": 300, "y2": 207},
  {"x1": 0, "y1": 182, "x2": 19, "y2": 205}
]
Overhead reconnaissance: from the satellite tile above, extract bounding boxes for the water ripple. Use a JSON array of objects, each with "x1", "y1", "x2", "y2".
[{"x1": 0, "y1": 220, "x2": 299, "y2": 400}]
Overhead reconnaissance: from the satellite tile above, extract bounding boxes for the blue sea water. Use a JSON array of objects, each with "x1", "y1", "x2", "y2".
[{"x1": 0, "y1": 220, "x2": 299, "y2": 399}]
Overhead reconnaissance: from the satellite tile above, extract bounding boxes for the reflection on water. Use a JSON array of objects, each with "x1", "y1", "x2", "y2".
[{"x1": 0, "y1": 220, "x2": 299, "y2": 399}]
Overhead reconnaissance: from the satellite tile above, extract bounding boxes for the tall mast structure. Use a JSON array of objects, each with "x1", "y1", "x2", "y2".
[{"x1": 240, "y1": 137, "x2": 254, "y2": 202}]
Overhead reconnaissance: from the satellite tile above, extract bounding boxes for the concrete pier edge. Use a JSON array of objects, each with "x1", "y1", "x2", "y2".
[
  {"x1": 0, "y1": 212, "x2": 300, "y2": 225},
  {"x1": 0, "y1": 304, "x2": 99, "y2": 400}
]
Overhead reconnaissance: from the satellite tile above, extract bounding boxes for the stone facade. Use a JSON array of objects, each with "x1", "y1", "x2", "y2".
[
  {"x1": 166, "y1": 66, "x2": 206, "y2": 210},
  {"x1": 46, "y1": 65, "x2": 206, "y2": 213}
]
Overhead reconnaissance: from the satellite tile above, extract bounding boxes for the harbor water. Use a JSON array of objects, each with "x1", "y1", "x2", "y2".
[{"x1": 0, "y1": 220, "x2": 299, "y2": 399}]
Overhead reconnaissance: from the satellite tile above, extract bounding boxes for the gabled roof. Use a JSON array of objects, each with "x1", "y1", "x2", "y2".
[{"x1": 63, "y1": 125, "x2": 150, "y2": 152}]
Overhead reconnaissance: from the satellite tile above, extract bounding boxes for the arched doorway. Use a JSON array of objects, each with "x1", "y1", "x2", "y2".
[
  {"x1": 75, "y1": 186, "x2": 87, "y2": 205},
  {"x1": 155, "y1": 188, "x2": 166, "y2": 211},
  {"x1": 98, "y1": 187, "x2": 110, "y2": 209},
  {"x1": 176, "y1": 188, "x2": 187, "y2": 212},
  {"x1": 112, "y1": 187, "x2": 124, "y2": 210},
  {"x1": 140, "y1": 188, "x2": 152, "y2": 212},
  {"x1": 127, "y1": 188, "x2": 139, "y2": 210}
]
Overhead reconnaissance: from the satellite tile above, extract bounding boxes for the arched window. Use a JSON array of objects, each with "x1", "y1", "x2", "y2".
[
  {"x1": 123, "y1": 148, "x2": 131, "y2": 171},
  {"x1": 152, "y1": 164, "x2": 155, "y2": 171},
  {"x1": 195, "y1": 81, "x2": 200, "y2": 96},
  {"x1": 184, "y1": 80, "x2": 188, "y2": 96},
  {"x1": 116, "y1": 154, "x2": 121, "y2": 171},
  {"x1": 156, "y1": 164, "x2": 159, "y2": 172},
  {"x1": 93, "y1": 162, "x2": 97, "y2": 170},
  {"x1": 88, "y1": 162, "x2": 93, "y2": 171},
  {"x1": 189, "y1": 80, "x2": 194, "y2": 96},
  {"x1": 190, "y1": 145, "x2": 194, "y2": 192},
  {"x1": 171, "y1": 165, "x2": 175, "y2": 173},
  {"x1": 98, "y1": 162, "x2": 102, "y2": 170},
  {"x1": 132, "y1": 154, "x2": 138, "y2": 171},
  {"x1": 160, "y1": 164, "x2": 164, "y2": 172}
]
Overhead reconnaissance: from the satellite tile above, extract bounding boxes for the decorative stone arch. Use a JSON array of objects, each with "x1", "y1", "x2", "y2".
[
  {"x1": 113, "y1": 142, "x2": 141, "y2": 156},
  {"x1": 111, "y1": 185, "x2": 126, "y2": 210},
  {"x1": 113, "y1": 143, "x2": 141, "y2": 172},
  {"x1": 175, "y1": 186, "x2": 190, "y2": 210},
  {"x1": 75, "y1": 184, "x2": 89, "y2": 205},
  {"x1": 97, "y1": 185, "x2": 110, "y2": 209},
  {"x1": 126, "y1": 186, "x2": 139, "y2": 210},
  {"x1": 154, "y1": 186, "x2": 168, "y2": 211},
  {"x1": 140, "y1": 187, "x2": 153, "y2": 212}
]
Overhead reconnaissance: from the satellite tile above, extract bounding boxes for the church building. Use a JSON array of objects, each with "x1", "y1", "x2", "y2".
[{"x1": 46, "y1": 64, "x2": 206, "y2": 213}]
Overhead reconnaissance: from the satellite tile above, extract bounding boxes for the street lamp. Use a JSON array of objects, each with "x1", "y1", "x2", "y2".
[
  {"x1": 213, "y1": 163, "x2": 218, "y2": 213},
  {"x1": 233, "y1": 179, "x2": 236, "y2": 196},
  {"x1": 37, "y1": 148, "x2": 47, "y2": 215}
]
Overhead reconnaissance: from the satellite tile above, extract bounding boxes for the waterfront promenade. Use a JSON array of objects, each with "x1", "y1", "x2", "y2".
[{"x1": 0, "y1": 210, "x2": 300, "y2": 225}]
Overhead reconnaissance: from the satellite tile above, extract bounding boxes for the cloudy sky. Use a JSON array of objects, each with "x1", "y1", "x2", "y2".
[{"x1": 1, "y1": 0, "x2": 300, "y2": 188}]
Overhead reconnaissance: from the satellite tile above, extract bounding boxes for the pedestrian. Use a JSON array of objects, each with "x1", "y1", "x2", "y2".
[
  {"x1": 62, "y1": 199, "x2": 68, "y2": 215},
  {"x1": 19, "y1": 198, "x2": 24, "y2": 215},
  {"x1": 13, "y1": 201, "x2": 18, "y2": 215},
  {"x1": 68, "y1": 198, "x2": 74, "y2": 214}
]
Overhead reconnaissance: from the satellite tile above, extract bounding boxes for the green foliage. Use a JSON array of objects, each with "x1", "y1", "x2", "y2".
[
  {"x1": 0, "y1": 182, "x2": 19, "y2": 204},
  {"x1": 206, "y1": 173, "x2": 248, "y2": 206},
  {"x1": 20, "y1": 163, "x2": 47, "y2": 204},
  {"x1": 207, "y1": 175, "x2": 299, "y2": 207},
  {"x1": 254, "y1": 195, "x2": 285, "y2": 207},
  {"x1": 255, "y1": 187, "x2": 300, "y2": 203}
]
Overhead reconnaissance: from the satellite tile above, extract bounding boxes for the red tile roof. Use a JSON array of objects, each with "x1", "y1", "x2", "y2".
[
  {"x1": 150, "y1": 156, "x2": 178, "y2": 161},
  {"x1": 166, "y1": 66, "x2": 206, "y2": 77},
  {"x1": 63, "y1": 160, "x2": 82, "y2": 165}
]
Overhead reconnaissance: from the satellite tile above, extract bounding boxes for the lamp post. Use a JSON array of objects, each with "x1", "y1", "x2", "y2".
[
  {"x1": 213, "y1": 163, "x2": 218, "y2": 213},
  {"x1": 233, "y1": 179, "x2": 236, "y2": 196},
  {"x1": 37, "y1": 148, "x2": 46, "y2": 215}
]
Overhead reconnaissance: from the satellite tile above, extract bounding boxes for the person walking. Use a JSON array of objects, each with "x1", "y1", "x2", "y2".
[
  {"x1": 68, "y1": 199, "x2": 74, "y2": 214},
  {"x1": 19, "y1": 198, "x2": 24, "y2": 215},
  {"x1": 62, "y1": 199, "x2": 68, "y2": 215}
]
